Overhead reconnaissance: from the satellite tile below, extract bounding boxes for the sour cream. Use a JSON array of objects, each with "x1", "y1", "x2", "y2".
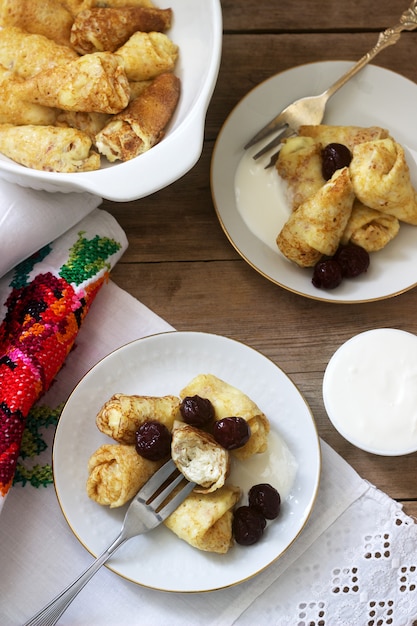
[
  {"x1": 323, "y1": 328, "x2": 417, "y2": 455},
  {"x1": 234, "y1": 150, "x2": 290, "y2": 250},
  {"x1": 228, "y1": 430, "x2": 298, "y2": 499}
]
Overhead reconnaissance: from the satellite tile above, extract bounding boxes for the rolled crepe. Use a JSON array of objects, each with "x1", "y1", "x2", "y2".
[
  {"x1": 341, "y1": 200, "x2": 400, "y2": 252},
  {"x1": 95, "y1": 72, "x2": 180, "y2": 162},
  {"x1": 0, "y1": 27, "x2": 78, "y2": 80},
  {"x1": 164, "y1": 485, "x2": 241, "y2": 554},
  {"x1": 0, "y1": 67, "x2": 57, "y2": 126},
  {"x1": 79, "y1": 0, "x2": 155, "y2": 9},
  {"x1": 61, "y1": 0, "x2": 85, "y2": 15},
  {"x1": 179, "y1": 374, "x2": 270, "y2": 460},
  {"x1": 115, "y1": 31, "x2": 178, "y2": 82},
  {"x1": 86, "y1": 443, "x2": 162, "y2": 508},
  {"x1": 17, "y1": 52, "x2": 130, "y2": 114},
  {"x1": 276, "y1": 136, "x2": 325, "y2": 210},
  {"x1": 0, "y1": 0, "x2": 74, "y2": 47},
  {"x1": 56, "y1": 110, "x2": 111, "y2": 141},
  {"x1": 171, "y1": 421, "x2": 230, "y2": 493},
  {"x1": 0, "y1": 124, "x2": 100, "y2": 172},
  {"x1": 350, "y1": 138, "x2": 417, "y2": 225},
  {"x1": 70, "y1": 7, "x2": 173, "y2": 54},
  {"x1": 128, "y1": 80, "x2": 153, "y2": 101},
  {"x1": 96, "y1": 393, "x2": 181, "y2": 444},
  {"x1": 277, "y1": 167, "x2": 355, "y2": 267},
  {"x1": 298, "y1": 124, "x2": 391, "y2": 151}
]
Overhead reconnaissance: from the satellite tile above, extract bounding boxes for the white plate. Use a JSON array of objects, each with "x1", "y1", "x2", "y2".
[
  {"x1": 53, "y1": 331, "x2": 321, "y2": 592},
  {"x1": 0, "y1": 0, "x2": 222, "y2": 201},
  {"x1": 211, "y1": 61, "x2": 417, "y2": 303}
]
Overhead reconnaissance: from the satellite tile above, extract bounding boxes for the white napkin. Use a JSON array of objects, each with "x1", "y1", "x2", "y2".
[
  {"x1": 0, "y1": 178, "x2": 102, "y2": 278},
  {"x1": 2, "y1": 281, "x2": 416, "y2": 625}
]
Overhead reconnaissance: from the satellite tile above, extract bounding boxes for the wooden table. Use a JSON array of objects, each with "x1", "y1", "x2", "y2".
[{"x1": 103, "y1": 0, "x2": 417, "y2": 516}]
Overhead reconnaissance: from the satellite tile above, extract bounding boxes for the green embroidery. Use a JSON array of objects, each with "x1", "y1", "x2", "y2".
[
  {"x1": 14, "y1": 403, "x2": 64, "y2": 488},
  {"x1": 60, "y1": 231, "x2": 122, "y2": 286},
  {"x1": 13, "y1": 464, "x2": 53, "y2": 488},
  {"x1": 10, "y1": 244, "x2": 52, "y2": 289}
]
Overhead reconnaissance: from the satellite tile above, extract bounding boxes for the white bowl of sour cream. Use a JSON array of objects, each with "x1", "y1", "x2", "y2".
[{"x1": 323, "y1": 328, "x2": 417, "y2": 456}]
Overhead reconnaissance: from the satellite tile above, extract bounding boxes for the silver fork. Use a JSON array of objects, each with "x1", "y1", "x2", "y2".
[
  {"x1": 23, "y1": 459, "x2": 195, "y2": 626},
  {"x1": 245, "y1": 0, "x2": 417, "y2": 166}
]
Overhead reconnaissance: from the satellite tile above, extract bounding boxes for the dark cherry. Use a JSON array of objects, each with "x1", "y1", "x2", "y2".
[
  {"x1": 135, "y1": 420, "x2": 171, "y2": 461},
  {"x1": 212, "y1": 416, "x2": 250, "y2": 450},
  {"x1": 334, "y1": 243, "x2": 370, "y2": 278},
  {"x1": 180, "y1": 395, "x2": 214, "y2": 427},
  {"x1": 232, "y1": 506, "x2": 266, "y2": 545},
  {"x1": 321, "y1": 143, "x2": 352, "y2": 180},
  {"x1": 248, "y1": 483, "x2": 281, "y2": 519},
  {"x1": 312, "y1": 258, "x2": 343, "y2": 289}
]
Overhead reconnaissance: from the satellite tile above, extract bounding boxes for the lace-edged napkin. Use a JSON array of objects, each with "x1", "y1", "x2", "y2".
[
  {"x1": 0, "y1": 207, "x2": 127, "y2": 511},
  {"x1": 1, "y1": 280, "x2": 417, "y2": 625}
]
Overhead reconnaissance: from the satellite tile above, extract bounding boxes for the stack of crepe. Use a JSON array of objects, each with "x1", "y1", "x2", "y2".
[
  {"x1": 86, "y1": 374, "x2": 270, "y2": 554},
  {"x1": 0, "y1": 0, "x2": 180, "y2": 172},
  {"x1": 275, "y1": 125, "x2": 417, "y2": 267}
]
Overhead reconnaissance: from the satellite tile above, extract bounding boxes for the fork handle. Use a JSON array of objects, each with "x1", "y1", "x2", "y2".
[
  {"x1": 325, "y1": 0, "x2": 417, "y2": 100},
  {"x1": 23, "y1": 533, "x2": 127, "y2": 626}
]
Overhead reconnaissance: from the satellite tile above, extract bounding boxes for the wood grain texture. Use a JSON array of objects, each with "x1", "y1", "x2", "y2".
[{"x1": 103, "y1": 0, "x2": 417, "y2": 517}]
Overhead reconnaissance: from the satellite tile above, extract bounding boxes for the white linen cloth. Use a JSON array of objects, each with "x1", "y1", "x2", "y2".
[
  {"x1": 1, "y1": 281, "x2": 417, "y2": 626},
  {"x1": 0, "y1": 179, "x2": 101, "y2": 278}
]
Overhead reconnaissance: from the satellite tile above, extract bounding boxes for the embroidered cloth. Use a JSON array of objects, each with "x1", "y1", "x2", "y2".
[{"x1": 0, "y1": 208, "x2": 127, "y2": 510}]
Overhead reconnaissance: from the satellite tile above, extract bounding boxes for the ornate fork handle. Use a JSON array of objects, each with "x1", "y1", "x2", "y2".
[{"x1": 326, "y1": 0, "x2": 417, "y2": 100}]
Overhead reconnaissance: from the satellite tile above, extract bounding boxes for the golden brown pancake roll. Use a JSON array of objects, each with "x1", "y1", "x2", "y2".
[
  {"x1": 164, "y1": 485, "x2": 241, "y2": 554},
  {"x1": 179, "y1": 374, "x2": 270, "y2": 460},
  {"x1": 17, "y1": 52, "x2": 130, "y2": 114},
  {"x1": 171, "y1": 421, "x2": 230, "y2": 493},
  {"x1": 0, "y1": 124, "x2": 100, "y2": 172},
  {"x1": 350, "y1": 138, "x2": 417, "y2": 225},
  {"x1": 71, "y1": 7, "x2": 173, "y2": 54},
  {"x1": 298, "y1": 124, "x2": 391, "y2": 151},
  {"x1": 341, "y1": 200, "x2": 400, "y2": 252},
  {"x1": 86, "y1": 443, "x2": 162, "y2": 508},
  {"x1": 96, "y1": 393, "x2": 181, "y2": 444},
  {"x1": 276, "y1": 136, "x2": 325, "y2": 211},
  {"x1": 79, "y1": 0, "x2": 155, "y2": 9},
  {"x1": 0, "y1": 27, "x2": 79, "y2": 80},
  {"x1": 95, "y1": 72, "x2": 180, "y2": 162},
  {"x1": 0, "y1": 0, "x2": 74, "y2": 47},
  {"x1": 0, "y1": 67, "x2": 58, "y2": 126},
  {"x1": 115, "y1": 31, "x2": 178, "y2": 82},
  {"x1": 277, "y1": 167, "x2": 355, "y2": 267},
  {"x1": 56, "y1": 111, "x2": 111, "y2": 141}
]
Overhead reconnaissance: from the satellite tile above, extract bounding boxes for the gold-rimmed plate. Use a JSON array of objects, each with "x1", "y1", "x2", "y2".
[
  {"x1": 53, "y1": 331, "x2": 320, "y2": 592},
  {"x1": 211, "y1": 61, "x2": 417, "y2": 303}
]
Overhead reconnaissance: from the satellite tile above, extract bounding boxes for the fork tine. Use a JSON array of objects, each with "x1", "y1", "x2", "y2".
[
  {"x1": 244, "y1": 111, "x2": 289, "y2": 149},
  {"x1": 148, "y1": 471, "x2": 184, "y2": 510},
  {"x1": 252, "y1": 125, "x2": 293, "y2": 160},
  {"x1": 158, "y1": 480, "x2": 196, "y2": 519},
  {"x1": 137, "y1": 458, "x2": 177, "y2": 501}
]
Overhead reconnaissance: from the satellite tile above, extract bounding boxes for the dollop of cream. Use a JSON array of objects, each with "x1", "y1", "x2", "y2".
[
  {"x1": 323, "y1": 328, "x2": 417, "y2": 455},
  {"x1": 234, "y1": 149, "x2": 290, "y2": 250}
]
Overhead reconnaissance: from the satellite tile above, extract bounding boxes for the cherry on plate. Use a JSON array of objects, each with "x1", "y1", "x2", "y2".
[
  {"x1": 135, "y1": 420, "x2": 171, "y2": 461},
  {"x1": 212, "y1": 416, "x2": 250, "y2": 449}
]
